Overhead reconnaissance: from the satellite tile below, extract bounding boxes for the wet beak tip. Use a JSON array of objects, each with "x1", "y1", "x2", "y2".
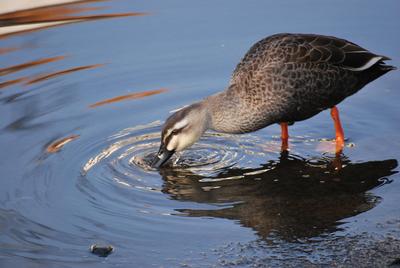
[
  {"x1": 150, "y1": 155, "x2": 162, "y2": 169},
  {"x1": 151, "y1": 147, "x2": 174, "y2": 169}
]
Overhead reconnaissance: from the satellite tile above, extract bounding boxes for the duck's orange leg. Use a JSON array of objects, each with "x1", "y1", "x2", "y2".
[
  {"x1": 280, "y1": 122, "x2": 289, "y2": 151},
  {"x1": 330, "y1": 106, "x2": 345, "y2": 153}
]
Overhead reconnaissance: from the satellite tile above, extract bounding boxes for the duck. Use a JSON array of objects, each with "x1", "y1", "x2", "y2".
[{"x1": 152, "y1": 33, "x2": 395, "y2": 168}]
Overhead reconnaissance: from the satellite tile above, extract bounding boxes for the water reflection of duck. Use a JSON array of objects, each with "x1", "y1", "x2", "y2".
[
  {"x1": 152, "y1": 33, "x2": 395, "y2": 168},
  {"x1": 160, "y1": 153, "x2": 398, "y2": 240}
]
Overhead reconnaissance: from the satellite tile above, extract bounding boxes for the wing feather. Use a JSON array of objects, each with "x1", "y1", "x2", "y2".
[{"x1": 231, "y1": 33, "x2": 392, "y2": 85}]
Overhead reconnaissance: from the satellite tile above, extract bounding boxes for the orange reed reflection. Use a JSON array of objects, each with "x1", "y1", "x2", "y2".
[
  {"x1": 0, "y1": 47, "x2": 18, "y2": 55},
  {"x1": 0, "y1": 77, "x2": 27, "y2": 90},
  {"x1": 0, "y1": 56, "x2": 65, "y2": 76},
  {"x1": 46, "y1": 134, "x2": 80, "y2": 153},
  {"x1": 89, "y1": 88, "x2": 168, "y2": 108},
  {"x1": 0, "y1": 0, "x2": 147, "y2": 38},
  {"x1": 26, "y1": 63, "x2": 104, "y2": 85}
]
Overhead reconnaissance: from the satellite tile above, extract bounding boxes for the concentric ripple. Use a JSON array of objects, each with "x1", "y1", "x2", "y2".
[
  {"x1": 75, "y1": 121, "x2": 284, "y2": 235},
  {"x1": 82, "y1": 121, "x2": 281, "y2": 183}
]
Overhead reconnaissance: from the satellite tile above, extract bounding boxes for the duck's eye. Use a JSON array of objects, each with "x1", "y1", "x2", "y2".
[{"x1": 171, "y1": 129, "x2": 179, "y2": 135}]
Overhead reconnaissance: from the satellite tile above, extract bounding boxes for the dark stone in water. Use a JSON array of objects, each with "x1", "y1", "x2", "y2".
[
  {"x1": 90, "y1": 244, "x2": 114, "y2": 257},
  {"x1": 390, "y1": 258, "x2": 400, "y2": 267}
]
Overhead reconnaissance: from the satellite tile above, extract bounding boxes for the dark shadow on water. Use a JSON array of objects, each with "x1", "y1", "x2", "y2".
[{"x1": 159, "y1": 153, "x2": 398, "y2": 240}]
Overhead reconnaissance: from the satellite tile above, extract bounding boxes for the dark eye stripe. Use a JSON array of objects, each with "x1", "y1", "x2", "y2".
[
  {"x1": 172, "y1": 127, "x2": 185, "y2": 135},
  {"x1": 164, "y1": 134, "x2": 172, "y2": 146},
  {"x1": 163, "y1": 127, "x2": 186, "y2": 145}
]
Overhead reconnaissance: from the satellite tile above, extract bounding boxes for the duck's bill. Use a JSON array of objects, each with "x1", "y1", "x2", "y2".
[{"x1": 151, "y1": 144, "x2": 175, "y2": 168}]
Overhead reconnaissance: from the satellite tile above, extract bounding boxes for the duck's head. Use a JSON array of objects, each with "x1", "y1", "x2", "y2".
[{"x1": 151, "y1": 102, "x2": 209, "y2": 168}]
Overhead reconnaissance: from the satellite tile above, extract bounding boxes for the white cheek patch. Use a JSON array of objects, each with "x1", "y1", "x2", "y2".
[
  {"x1": 175, "y1": 132, "x2": 198, "y2": 152},
  {"x1": 166, "y1": 135, "x2": 178, "y2": 151},
  {"x1": 173, "y1": 119, "x2": 188, "y2": 131},
  {"x1": 163, "y1": 119, "x2": 189, "y2": 143}
]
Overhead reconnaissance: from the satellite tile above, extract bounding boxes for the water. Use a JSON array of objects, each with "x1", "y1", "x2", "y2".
[{"x1": 1, "y1": 0, "x2": 399, "y2": 267}]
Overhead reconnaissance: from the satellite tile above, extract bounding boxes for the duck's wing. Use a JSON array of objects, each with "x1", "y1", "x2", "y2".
[
  {"x1": 285, "y1": 34, "x2": 391, "y2": 71},
  {"x1": 231, "y1": 33, "x2": 394, "y2": 85}
]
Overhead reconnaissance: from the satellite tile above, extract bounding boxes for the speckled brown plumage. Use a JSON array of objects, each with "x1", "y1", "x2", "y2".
[
  {"x1": 152, "y1": 33, "x2": 395, "y2": 167},
  {"x1": 205, "y1": 33, "x2": 395, "y2": 133}
]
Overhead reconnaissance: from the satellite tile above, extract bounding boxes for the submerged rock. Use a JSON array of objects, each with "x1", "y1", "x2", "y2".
[
  {"x1": 390, "y1": 258, "x2": 400, "y2": 267},
  {"x1": 90, "y1": 244, "x2": 114, "y2": 257}
]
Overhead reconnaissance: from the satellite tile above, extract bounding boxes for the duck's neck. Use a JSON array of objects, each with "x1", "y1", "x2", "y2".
[
  {"x1": 202, "y1": 85, "x2": 276, "y2": 134},
  {"x1": 202, "y1": 91, "x2": 240, "y2": 133}
]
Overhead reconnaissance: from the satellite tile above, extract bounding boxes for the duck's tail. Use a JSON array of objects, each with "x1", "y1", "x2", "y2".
[
  {"x1": 355, "y1": 56, "x2": 396, "y2": 89},
  {"x1": 377, "y1": 55, "x2": 396, "y2": 70}
]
